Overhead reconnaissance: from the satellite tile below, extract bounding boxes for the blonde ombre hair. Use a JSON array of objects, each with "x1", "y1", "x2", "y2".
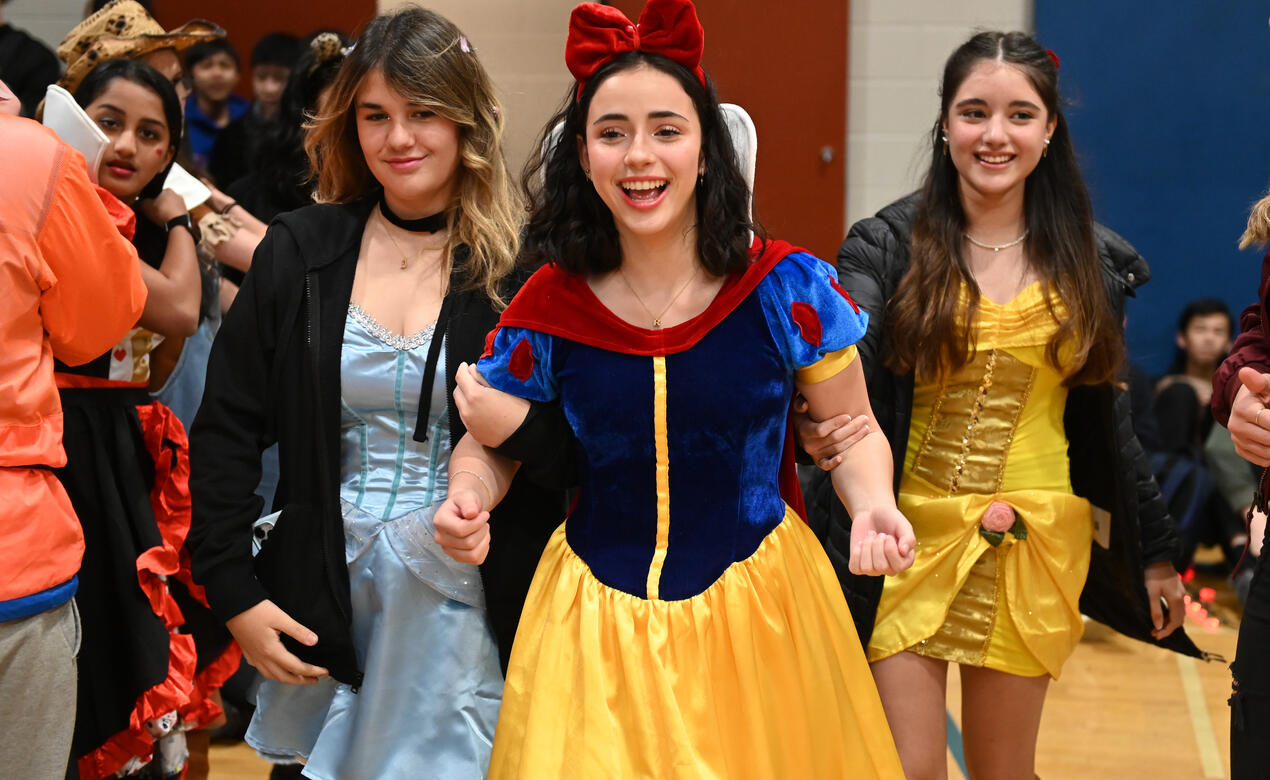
[
  {"x1": 305, "y1": 6, "x2": 520, "y2": 303},
  {"x1": 1241, "y1": 187, "x2": 1270, "y2": 250}
]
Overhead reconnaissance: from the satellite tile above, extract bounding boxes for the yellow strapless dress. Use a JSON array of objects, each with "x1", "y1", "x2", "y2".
[{"x1": 867, "y1": 282, "x2": 1093, "y2": 679}]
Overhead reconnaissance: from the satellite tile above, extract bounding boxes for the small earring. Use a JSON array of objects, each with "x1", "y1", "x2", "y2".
[
  {"x1": 583, "y1": 168, "x2": 591, "y2": 181},
  {"x1": 941, "y1": 134, "x2": 949, "y2": 157},
  {"x1": 1042, "y1": 138, "x2": 1050, "y2": 158}
]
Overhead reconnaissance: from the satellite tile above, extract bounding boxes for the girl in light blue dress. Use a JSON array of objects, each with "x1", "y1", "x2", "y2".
[
  {"x1": 188, "y1": 8, "x2": 567, "y2": 779},
  {"x1": 246, "y1": 311, "x2": 501, "y2": 778}
]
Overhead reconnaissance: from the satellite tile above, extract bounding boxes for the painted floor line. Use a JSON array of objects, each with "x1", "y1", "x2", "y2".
[
  {"x1": 1176, "y1": 653, "x2": 1225, "y2": 779},
  {"x1": 947, "y1": 709, "x2": 968, "y2": 779}
]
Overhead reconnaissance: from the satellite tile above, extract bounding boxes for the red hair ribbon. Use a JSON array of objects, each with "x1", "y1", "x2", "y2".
[
  {"x1": 565, "y1": 0, "x2": 706, "y2": 98},
  {"x1": 1046, "y1": 49, "x2": 1060, "y2": 69}
]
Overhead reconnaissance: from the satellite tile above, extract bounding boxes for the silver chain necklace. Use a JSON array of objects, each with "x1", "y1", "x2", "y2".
[{"x1": 965, "y1": 229, "x2": 1029, "y2": 252}]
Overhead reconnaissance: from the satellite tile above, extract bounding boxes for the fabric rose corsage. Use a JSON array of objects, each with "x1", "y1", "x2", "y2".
[{"x1": 980, "y1": 501, "x2": 1027, "y2": 546}]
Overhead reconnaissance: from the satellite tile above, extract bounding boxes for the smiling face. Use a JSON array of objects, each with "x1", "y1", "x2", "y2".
[
  {"x1": 86, "y1": 78, "x2": 175, "y2": 201},
  {"x1": 354, "y1": 69, "x2": 461, "y2": 219},
  {"x1": 943, "y1": 60, "x2": 1056, "y2": 202},
  {"x1": 579, "y1": 65, "x2": 703, "y2": 246}
]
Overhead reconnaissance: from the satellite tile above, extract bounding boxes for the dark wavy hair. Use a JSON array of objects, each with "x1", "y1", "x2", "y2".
[
  {"x1": 521, "y1": 51, "x2": 760, "y2": 276},
  {"x1": 886, "y1": 31, "x2": 1123, "y2": 387},
  {"x1": 74, "y1": 58, "x2": 183, "y2": 200}
]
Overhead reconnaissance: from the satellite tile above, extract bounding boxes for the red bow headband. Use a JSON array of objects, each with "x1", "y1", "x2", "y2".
[{"x1": 565, "y1": 0, "x2": 706, "y2": 99}]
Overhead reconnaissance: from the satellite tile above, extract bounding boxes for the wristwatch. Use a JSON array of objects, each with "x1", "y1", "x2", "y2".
[{"x1": 164, "y1": 213, "x2": 194, "y2": 233}]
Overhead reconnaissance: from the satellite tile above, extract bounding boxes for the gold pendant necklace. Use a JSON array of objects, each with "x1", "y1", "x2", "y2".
[
  {"x1": 381, "y1": 212, "x2": 423, "y2": 270},
  {"x1": 618, "y1": 266, "x2": 698, "y2": 329}
]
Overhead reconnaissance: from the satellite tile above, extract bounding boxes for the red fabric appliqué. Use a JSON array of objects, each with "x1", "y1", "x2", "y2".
[
  {"x1": 828, "y1": 275, "x2": 860, "y2": 313},
  {"x1": 791, "y1": 302, "x2": 822, "y2": 347},
  {"x1": 509, "y1": 337, "x2": 535, "y2": 381}
]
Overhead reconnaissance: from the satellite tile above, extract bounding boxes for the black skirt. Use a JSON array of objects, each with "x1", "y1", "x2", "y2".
[{"x1": 56, "y1": 387, "x2": 174, "y2": 760}]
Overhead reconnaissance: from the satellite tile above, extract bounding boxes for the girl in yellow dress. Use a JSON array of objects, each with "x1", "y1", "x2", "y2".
[{"x1": 805, "y1": 30, "x2": 1210, "y2": 780}]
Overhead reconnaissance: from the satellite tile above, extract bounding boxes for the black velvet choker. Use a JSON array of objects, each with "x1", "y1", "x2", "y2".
[{"x1": 379, "y1": 196, "x2": 447, "y2": 233}]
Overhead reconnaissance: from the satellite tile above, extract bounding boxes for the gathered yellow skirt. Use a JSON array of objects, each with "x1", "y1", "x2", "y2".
[
  {"x1": 489, "y1": 507, "x2": 905, "y2": 780},
  {"x1": 868, "y1": 488, "x2": 1093, "y2": 679}
]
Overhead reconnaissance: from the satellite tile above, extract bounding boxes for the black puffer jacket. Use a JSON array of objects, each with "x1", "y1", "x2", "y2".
[{"x1": 807, "y1": 193, "x2": 1208, "y2": 660}]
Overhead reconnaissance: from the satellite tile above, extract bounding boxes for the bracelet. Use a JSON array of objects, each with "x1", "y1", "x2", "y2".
[
  {"x1": 452, "y1": 469, "x2": 494, "y2": 507},
  {"x1": 218, "y1": 200, "x2": 239, "y2": 216}
]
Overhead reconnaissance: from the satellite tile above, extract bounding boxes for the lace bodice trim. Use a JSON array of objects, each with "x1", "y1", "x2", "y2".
[{"x1": 348, "y1": 302, "x2": 437, "y2": 351}]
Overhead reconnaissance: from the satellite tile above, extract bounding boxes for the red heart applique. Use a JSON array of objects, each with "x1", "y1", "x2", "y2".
[
  {"x1": 790, "y1": 302, "x2": 822, "y2": 347},
  {"x1": 509, "y1": 337, "x2": 535, "y2": 381},
  {"x1": 113, "y1": 348, "x2": 127, "y2": 362}
]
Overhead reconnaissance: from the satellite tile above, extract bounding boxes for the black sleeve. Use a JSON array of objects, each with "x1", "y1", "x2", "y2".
[
  {"x1": 493, "y1": 399, "x2": 578, "y2": 490},
  {"x1": 187, "y1": 226, "x2": 290, "y2": 621},
  {"x1": 1125, "y1": 361, "x2": 1164, "y2": 454},
  {"x1": 835, "y1": 217, "x2": 899, "y2": 381},
  {"x1": 1123, "y1": 385, "x2": 1182, "y2": 565}
]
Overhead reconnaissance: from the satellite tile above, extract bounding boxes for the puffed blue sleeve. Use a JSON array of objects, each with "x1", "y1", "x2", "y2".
[
  {"x1": 476, "y1": 326, "x2": 558, "y2": 402},
  {"x1": 757, "y1": 251, "x2": 870, "y2": 384}
]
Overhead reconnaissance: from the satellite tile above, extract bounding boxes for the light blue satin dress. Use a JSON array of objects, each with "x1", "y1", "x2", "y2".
[{"x1": 245, "y1": 303, "x2": 503, "y2": 780}]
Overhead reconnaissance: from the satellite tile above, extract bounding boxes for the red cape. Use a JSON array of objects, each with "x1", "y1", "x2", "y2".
[{"x1": 498, "y1": 237, "x2": 800, "y2": 355}]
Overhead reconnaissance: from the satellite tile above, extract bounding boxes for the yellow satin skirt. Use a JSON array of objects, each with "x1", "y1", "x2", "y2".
[
  {"x1": 489, "y1": 507, "x2": 905, "y2": 779},
  {"x1": 868, "y1": 488, "x2": 1093, "y2": 679},
  {"x1": 910, "y1": 544, "x2": 1048, "y2": 677}
]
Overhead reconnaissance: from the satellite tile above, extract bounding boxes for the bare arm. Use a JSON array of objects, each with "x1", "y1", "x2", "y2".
[
  {"x1": 433, "y1": 433, "x2": 521, "y2": 565},
  {"x1": 193, "y1": 205, "x2": 268, "y2": 273},
  {"x1": 136, "y1": 189, "x2": 200, "y2": 337},
  {"x1": 799, "y1": 357, "x2": 914, "y2": 575}
]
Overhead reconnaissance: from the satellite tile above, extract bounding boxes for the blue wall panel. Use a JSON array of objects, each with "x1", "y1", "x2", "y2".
[{"x1": 1035, "y1": 2, "x2": 1270, "y2": 374}]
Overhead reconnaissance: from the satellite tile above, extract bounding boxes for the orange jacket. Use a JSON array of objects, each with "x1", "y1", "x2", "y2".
[{"x1": 0, "y1": 114, "x2": 146, "y2": 606}]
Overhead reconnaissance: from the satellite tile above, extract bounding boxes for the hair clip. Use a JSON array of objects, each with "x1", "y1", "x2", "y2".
[
  {"x1": 341, "y1": 42, "x2": 357, "y2": 57},
  {"x1": 459, "y1": 35, "x2": 471, "y2": 53},
  {"x1": 308, "y1": 32, "x2": 346, "y2": 72},
  {"x1": 1046, "y1": 49, "x2": 1060, "y2": 69}
]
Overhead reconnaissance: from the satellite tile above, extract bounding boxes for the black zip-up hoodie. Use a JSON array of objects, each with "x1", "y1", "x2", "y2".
[{"x1": 188, "y1": 198, "x2": 570, "y2": 684}]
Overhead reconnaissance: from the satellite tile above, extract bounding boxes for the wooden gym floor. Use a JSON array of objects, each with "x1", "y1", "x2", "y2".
[{"x1": 207, "y1": 557, "x2": 1243, "y2": 780}]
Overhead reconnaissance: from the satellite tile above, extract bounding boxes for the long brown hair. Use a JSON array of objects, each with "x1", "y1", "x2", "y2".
[
  {"x1": 304, "y1": 7, "x2": 521, "y2": 304},
  {"x1": 887, "y1": 31, "x2": 1123, "y2": 387}
]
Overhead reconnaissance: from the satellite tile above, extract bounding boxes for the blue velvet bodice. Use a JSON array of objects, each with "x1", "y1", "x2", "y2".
[{"x1": 480, "y1": 252, "x2": 866, "y2": 600}]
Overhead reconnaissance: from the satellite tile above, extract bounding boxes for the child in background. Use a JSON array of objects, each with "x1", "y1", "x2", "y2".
[
  {"x1": 184, "y1": 39, "x2": 248, "y2": 170},
  {"x1": 248, "y1": 32, "x2": 300, "y2": 120},
  {"x1": 209, "y1": 32, "x2": 302, "y2": 186}
]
